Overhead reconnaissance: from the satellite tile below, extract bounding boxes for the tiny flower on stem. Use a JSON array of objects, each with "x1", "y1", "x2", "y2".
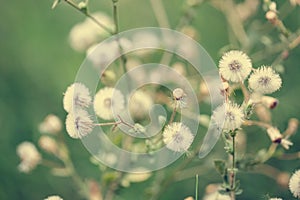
[{"x1": 219, "y1": 50, "x2": 252, "y2": 82}]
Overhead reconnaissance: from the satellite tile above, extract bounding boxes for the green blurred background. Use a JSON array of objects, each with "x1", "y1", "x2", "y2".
[{"x1": 1, "y1": 0, "x2": 300, "y2": 199}]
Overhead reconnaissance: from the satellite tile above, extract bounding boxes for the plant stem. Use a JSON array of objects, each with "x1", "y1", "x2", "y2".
[
  {"x1": 168, "y1": 101, "x2": 178, "y2": 124},
  {"x1": 195, "y1": 174, "x2": 199, "y2": 200},
  {"x1": 150, "y1": 0, "x2": 170, "y2": 28},
  {"x1": 243, "y1": 120, "x2": 272, "y2": 129},
  {"x1": 63, "y1": 0, "x2": 113, "y2": 35},
  {"x1": 230, "y1": 135, "x2": 236, "y2": 200}
]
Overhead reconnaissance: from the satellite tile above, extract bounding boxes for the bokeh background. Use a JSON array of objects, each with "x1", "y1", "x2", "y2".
[{"x1": 1, "y1": 0, "x2": 300, "y2": 199}]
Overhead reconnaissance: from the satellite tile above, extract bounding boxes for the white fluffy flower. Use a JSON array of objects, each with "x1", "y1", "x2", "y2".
[
  {"x1": 17, "y1": 142, "x2": 41, "y2": 173},
  {"x1": 69, "y1": 12, "x2": 113, "y2": 52},
  {"x1": 219, "y1": 50, "x2": 252, "y2": 82},
  {"x1": 44, "y1": 195, "x2": 63, "y2": 200},
  {"x1": 269, "y1": 198, "x2": 282, "y2": 200},
  {"x1": 65, "y1": 109, "x2": 94, "y2": 138},
  {"x1": 63, "y1": 83, "x2": 92, "y2": 113},
  {"x1": 289, "y1": 170, "x2": 300, "y2": 198},
  {"x1": 163, "y1": 122, "x2": 194, "y2": 152},
  {"x1": 129, "y1": 90, "x2": 153, "y2": 119},
  {"x1": 94, "y1": 87, "x2": 125, "y2": 120},
  {"x1": 248, "y1": 66, "x2": 282, "y2": 94},
  {"x1": 212, "y1": 102, "x2": 244, "y2": 131}
]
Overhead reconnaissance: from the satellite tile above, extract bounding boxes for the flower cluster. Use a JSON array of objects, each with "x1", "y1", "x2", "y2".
[{"x1": 63, "y1": 83, "x2": 94, "y2": 138}]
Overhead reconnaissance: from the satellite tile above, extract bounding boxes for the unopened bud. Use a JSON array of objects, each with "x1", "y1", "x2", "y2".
[
  {"x1": 276, "y1": 172, "x2": 290, "y2": 188},
  {"x1": 173, "y1": 88, "x2": 185, "y2": 100},
  {"x1": 261, "y1": 96, "x2": 278, "y2": 109},
  {"x1": 88, "y1": 180, "x2": 103, "y2": 200},
  {"x1": 267, "y1": 127, "x2": 282, "y2": 143},
  {"x1": 39, "y1": 114, "x2": 62, "y2": 134},
  {"x1": 286, "y1": 118, "x2": 299, "y2": 136},
  {"x1": 266, "y1": 11, "x2": 278, "y2": 24},
  {"x1": 38, "y1": 136, "x2": 58, "y2": 155},
  {"x1": 199, "y1": 82, "x2": 209, "y2": 96},
  {"x1": 269, "y1": 2, "x2": 277, "y2": 12},
  {"x1": 101, "y1": 70, "x2": 116, "y2": 86},
  {"x1": 255, "y1": 104, "x2": 271, "y2": 122}
]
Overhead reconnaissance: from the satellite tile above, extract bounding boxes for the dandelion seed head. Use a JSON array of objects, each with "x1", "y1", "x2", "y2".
[
  {"x1": 289, "y1": 170, "x2": 300, "y2": 198},
  {"x1": 163, "y1": 122, "x2": 194, "y2": 152},
  {"x1": 248, "y1": 66, "x2": 282, "y2": 94},
  {"x1": 93, "y1": 87, "x2": 125, "y2": 120},
  {"x1": 219, "y1": 50, "x2": 252, "y2": 82},
  {"x1": 63, "y1": 83, "x2": 92, "y2": 113},
  {"x1": 66, "y1": 109, "x2": 94, "y2": 138}
]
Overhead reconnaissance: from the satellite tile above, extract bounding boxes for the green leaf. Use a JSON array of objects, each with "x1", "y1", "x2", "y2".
[{"x1": 214, "y1": 159, "x2": 227, "y2": 176}]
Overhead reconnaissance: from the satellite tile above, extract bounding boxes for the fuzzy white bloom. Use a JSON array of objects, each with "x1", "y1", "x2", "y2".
[
  {"x1": 66, "y1": 109, "x2": 94, "y2": 138},
  {"x1": 163, "y1": 122, "x2": 194, "y2": 152},
  {"x1": 39, "y1": 114, "x2": 62, "y2": 134},
  {"x1": 212, "y1": 102, "x2": 244, "y2": 131},
  {"x1": 289, "y1": 170, "x2": 300, "y2": 198},
  {"x1": 38, "y1": 136, "x2": 58, "y2": 155},
  {"x1": 94, "y1": 87, "x2": 125, "y2": 120},
  {"x1": 219, "y1": 50, "x2": 252, "y2": 82},
  {"x1": 44, "y1": 195, "x2": 63, "y2": 200},
  {"x1": 17, "y1": 142, "x2": 41, "y2": 173},
  {"x1": 63, "y1": 83, "x2": 92, "y2": 113},
  {"x1": 269, "y1": 198, "x2": 282, "y2": 200},
  {"x1": 248, "y1": 66, "x2": 282, "y2": 94},
  {"x1": 69, "y1": 12, "x2": 113, "y2": 52},
  {"x1": 129, "y1": 90, "x2": 153, "y2": 119}
]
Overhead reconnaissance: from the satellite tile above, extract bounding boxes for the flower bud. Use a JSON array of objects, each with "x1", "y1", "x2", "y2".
[
  {"x1": 39, "y1": 114, "x2": 62, "y2": 134},
  {"x1": 285, "y1": 118, "x2": 299, "y2": 136},
  {"x1": 173, "y1": 88, "x2": 185, "y2": 100},
  {"x1": 266, "y1": 11, "x2": 278, "y2": 24},
  {"x1": 261, "y1": 96, "x2": 278, "y2": 109},
  {"x1": 38, "y1": 136, "x2": 58, "y2": 155},
  {"x1": 267, "y1": 127, "x2": 282, "y2": 143}
]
